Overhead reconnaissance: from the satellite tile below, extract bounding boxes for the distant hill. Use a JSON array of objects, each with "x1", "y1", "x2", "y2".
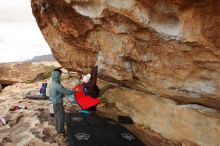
[
  {"x1": 0, "y1": 54, "x2": 56, "y2": 64},
  {"x1": 29, "y1": 54, "x2": 56, "y2": 62}
]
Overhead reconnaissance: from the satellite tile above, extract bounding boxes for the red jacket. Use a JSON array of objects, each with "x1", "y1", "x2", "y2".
[{"x1": 73, "y1": 85, "x2": 100, "y2": 110}]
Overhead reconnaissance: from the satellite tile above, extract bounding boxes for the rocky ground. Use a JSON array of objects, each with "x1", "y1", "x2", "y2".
[
  {"x1": 1, "y1": 61, "x2": 220, "y2": 146},
  {"x1": 0, "y1": 80, "x2": 146, "y2": 146},
  {"x1": 0, "y1": 61, "x2": 64, "y2": 146},
  {"x1": 0, "y1": 64, "x2": 154, "y2": 146},
  {"x1": 0, "y1": 81, "x2": 61, "y2": 146}
]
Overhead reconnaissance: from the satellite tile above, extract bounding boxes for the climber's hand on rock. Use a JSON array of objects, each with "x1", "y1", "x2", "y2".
[{"x1": 94, "y1": 61, "x2": 98, "y2": 66}]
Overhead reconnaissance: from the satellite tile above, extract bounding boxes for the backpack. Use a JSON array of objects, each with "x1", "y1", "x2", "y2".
[{"x1": 40, "y1": 83, "x2": 47, "y2": 96}]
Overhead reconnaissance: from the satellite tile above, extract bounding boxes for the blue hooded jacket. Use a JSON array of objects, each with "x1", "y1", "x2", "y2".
[{"x1": 49, "y1": 70, "x2": 74, "y2": 104}]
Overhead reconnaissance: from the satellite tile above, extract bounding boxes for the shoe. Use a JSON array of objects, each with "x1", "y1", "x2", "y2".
[
  {"x1": 62, "y1": 133, "x2": 68, "y2": 143},
  {"x1": 79, "y1": 110, "x2": 92, "y2": 115},
  {"x1": 49, "y1": 113, "x2": 54, "y2": 117}
]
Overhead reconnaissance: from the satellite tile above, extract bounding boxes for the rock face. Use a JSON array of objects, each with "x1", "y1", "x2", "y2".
[{"x1": 31, "y1": 0, "x2": 220, "y2": 145}]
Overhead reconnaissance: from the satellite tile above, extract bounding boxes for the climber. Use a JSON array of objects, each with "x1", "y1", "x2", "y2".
[
  {"x1": 80, "y1": 62, "x2": 120, "y2": 111},
  {"x1": 49, "y1": 68, "x2": 77, "y2": 135}
]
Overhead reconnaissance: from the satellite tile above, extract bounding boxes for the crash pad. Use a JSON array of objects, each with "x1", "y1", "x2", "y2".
[
  {"x1": 24, "y1": 91, "x2": 48, "y2": 100},
  {"x1": 66, "y1": 113, "x2": 146, "y2": 146}
]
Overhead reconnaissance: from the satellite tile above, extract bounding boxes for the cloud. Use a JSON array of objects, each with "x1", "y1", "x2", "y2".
[
  {"x1": 0, "y1": 23, "x2": 51, "y2": 62},
  {"x1": 0, "y1": 1, "x2": 52, "y2": 62},
  {"x1": 0, "y1": 0, "x2": 34, "y2": 22}
]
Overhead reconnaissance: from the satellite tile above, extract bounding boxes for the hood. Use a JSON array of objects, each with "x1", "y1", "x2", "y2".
[
  {"x1": 42, "y1": 83, "x2": 47, "y2": 87},
  {"x1": 51, "y1": 71, "x2": 61, "y2": 83}
]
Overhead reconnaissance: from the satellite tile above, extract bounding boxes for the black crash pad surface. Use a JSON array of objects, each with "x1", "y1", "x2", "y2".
[
  {"x1": 66, "y1": 113, "x2": 88, "y2": 126},
  {"x1": 66, "y1": 113, "x2": 146, "y2": 146},
  {"x1": 67, "y1": 125, "x2": 99, "y2": 146}
]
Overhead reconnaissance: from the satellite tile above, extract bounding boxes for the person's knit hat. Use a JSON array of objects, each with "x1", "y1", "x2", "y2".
[
  {"x1": 53, "y1": 67, "x2": 62, "y2": 74},
  {"x1": 82, "y1": 74, "x2": 91, "y2": 83}
]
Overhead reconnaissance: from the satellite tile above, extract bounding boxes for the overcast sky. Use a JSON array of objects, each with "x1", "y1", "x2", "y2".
[{"x1": 0, "y1": 0, "x2": 51, "y2": 63}]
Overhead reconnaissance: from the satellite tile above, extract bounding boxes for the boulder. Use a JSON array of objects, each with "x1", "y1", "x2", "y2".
[
  {"x1": 31, "y1": 0, "x2": 220, "y2": 145},
  {"x1": 0, "y1": 62, "x2": 58, "y2": 85},
  {"x1": 31, "y1": 0, "x2": 220, "y2": 109}
]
